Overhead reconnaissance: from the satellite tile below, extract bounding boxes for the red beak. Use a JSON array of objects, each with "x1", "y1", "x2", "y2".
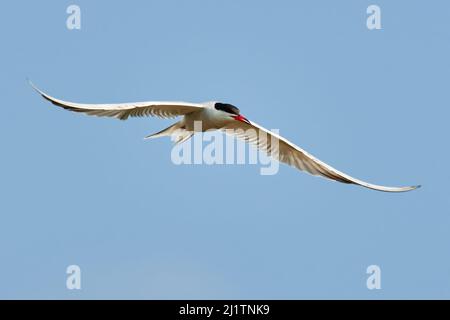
[{"x1": 233, "y1": 114, "x2": 251, "y2": 124}]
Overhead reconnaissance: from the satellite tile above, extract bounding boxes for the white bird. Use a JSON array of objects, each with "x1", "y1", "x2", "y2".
[{"x1": 30, "y1": 82, "x2": 420, "y2": 192}]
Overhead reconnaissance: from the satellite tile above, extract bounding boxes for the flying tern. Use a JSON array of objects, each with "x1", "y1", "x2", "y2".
[{"x1": 30, "y1": 82, "x2": 420, "y2": 192}]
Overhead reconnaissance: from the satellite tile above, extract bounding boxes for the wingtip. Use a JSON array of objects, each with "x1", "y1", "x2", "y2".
[
  {"x1": 27, "y1": 78, "x2": 34, "y2": 87},
  {"x1": 28, "y1": 79, "x2": 43, "y2": 95},
  {"x1": 359, "y1": 182, "x2": 422, "y2": 193},
  {"x1": 399, "y1": 184, "x2": 421, "y2": 192}
]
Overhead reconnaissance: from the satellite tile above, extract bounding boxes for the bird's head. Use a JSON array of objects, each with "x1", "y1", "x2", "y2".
[{"x1": 214, "y1": 102, "x2": 250, "y2": 124}]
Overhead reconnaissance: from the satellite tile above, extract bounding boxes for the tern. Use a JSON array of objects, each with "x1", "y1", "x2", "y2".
[{"x1": 30, "y1": 82, "x2": 420, "y2": 192}]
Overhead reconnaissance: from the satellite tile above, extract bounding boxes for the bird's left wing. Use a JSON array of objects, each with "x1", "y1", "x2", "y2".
[
  {"x1": 30, "y1": 82, "x2": 203, "y2": 120},
  {"x1": 222, "y1": 120, "x2": 420, "y2": 192}
]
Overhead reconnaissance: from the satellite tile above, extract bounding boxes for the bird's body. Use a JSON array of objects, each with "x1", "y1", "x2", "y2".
[
  {"x1": 184, "y1": 104, "x2": 227, "y2": 131},
  {"x1": 145, "y1": 104, "x2": 230, "y2": 143},
  {"x1": 30, "y1": 82, "x2": 420, "y2": 193}
]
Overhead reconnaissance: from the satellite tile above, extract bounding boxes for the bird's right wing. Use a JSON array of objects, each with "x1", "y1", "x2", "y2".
[
  {"x1": 30, "y1": 82, "x2": 204, "y2": 120},
  {"x1": 222, "y1": 120, "x2": 420, "y2": 193}
]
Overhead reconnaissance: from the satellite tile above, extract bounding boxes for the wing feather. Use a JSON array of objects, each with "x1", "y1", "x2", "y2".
[
  {"x1": 223, "y1": 121, "x2": 419, "y2": 192},
  {"x1": 30, "y1": 82, "x2": 203, "y2": 120}
]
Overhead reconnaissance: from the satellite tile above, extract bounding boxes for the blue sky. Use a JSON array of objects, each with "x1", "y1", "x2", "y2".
[{"x1": 0, "y1": 1, "x2": 449, "y2": 299}]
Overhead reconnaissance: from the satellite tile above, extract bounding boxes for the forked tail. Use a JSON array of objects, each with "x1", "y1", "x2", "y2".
[{"x1": 144, "y1": 121, "x2": 193, "y2": 144}]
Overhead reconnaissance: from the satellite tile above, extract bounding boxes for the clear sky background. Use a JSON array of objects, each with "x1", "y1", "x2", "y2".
[{"x1": 0, "y1": 1, "x2": 449, "y2": 299}]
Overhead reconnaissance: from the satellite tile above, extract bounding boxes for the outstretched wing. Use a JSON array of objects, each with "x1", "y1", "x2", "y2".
[
  {"x1": 30, "y1": 82, "x2": 204, "y2": 120},
  {"x1": 222, "y1": 120, "x2": 420, "y2": 192}
]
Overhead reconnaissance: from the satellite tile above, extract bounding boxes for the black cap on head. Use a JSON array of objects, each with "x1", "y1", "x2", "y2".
[{"x1": 214, "y1": 102, "x2": 240, "y2": 115}]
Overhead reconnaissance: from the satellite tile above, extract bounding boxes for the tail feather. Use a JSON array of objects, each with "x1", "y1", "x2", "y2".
[
  {"x1": 144, "y1": 121, "x2": 193, "y2": 144},
  {"x1": 144, "y1": 122, "x2": 182, "y2": 139},
  {"x1": 174, "y1": 132, "x2": 194, "y2": 145}
]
